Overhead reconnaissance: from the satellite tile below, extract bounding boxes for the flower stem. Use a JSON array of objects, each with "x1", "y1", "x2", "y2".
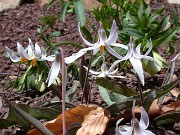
[
  {"x1": 59, "y1": 47, "x2": 66, "y2": 135},
  {"x1": 137, "y1": 75, "x2": 144, "y2": 107}
]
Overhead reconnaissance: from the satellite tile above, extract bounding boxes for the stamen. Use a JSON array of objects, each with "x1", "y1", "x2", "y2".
[
  {"x1": 100, "y1": 45, "x2": 105, "y2": 54},
  {"x1": 30, "y1": 58, "x2": 38, "y2": 67},
  {"x1": 20, "y1": 57, "x2": 28, "y2": 63}
]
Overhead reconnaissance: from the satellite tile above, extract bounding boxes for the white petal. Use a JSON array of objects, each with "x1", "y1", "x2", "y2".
[
  {"x1": 106, "y1": 20, "x2": 118, "y2": 44},
  {"x1": 110, "y1": 43, "x2": 128, "y2": 50},
  {"x1": 142, "y1": 55, "x2": 160, "y2": 66},
  {"x1": 105, "y1": 44, "x2": 124, "y2": 59},
  {"x1": 78, "y1": 22, "x2": 99, "y2": 46},
  {"x1": 99, "y1": 29, "x2": 108, "y2": 44},
  {"x1": 93, "y1": 47, "x2": 100, "y2": 55},
  {"x1": 5, "y1": 46, "x2": 20, "y2": 62},
  {"x1": 27, "y1": 38, "x2": 34, "y2": 56},
  {"x1": 17, "y1": 43, "x2": 31, "y2": 60},
  {"x1": 139, "y1": 107, "x2": 149, "y2": 130},
  {"x1": 41, "y1": 47, "x2": 47, "y2": 59},
  {"x1": 172, "y1": 52, "x2": 180, "y2": 61},
  {"x1": 108, "y1": 75, "x2": 126, "y2": 78},
  {"x1": 115, "y1": 118, "x2": 133, "y2": 135},
  {"x1": 45, "y1": 56, "x2": 55, "y2": 61},
  {"x1": 129, "y1": 57, "x2": 144, "y2": 85},
  {"x1": 135, "y1": 44, "x2": 141, "y2": 56},
  {"x1": 109, "y1": 59, "x2": 125, "y2": 72},
  {"x1": 144, "y1": 39, "x2": 152, "y2": 56},
  {"x1": 83, "y1": 66, "x2": 100, "y2": 75},
  {"x1": 47, "y1": 51, "x2": 61, "y2": 87},
  {"x1": 35, "y1": 42, "x2": 41, "y2": 58},
  {"x1": 64, "y1": 51, "x2": 86, "y2": 64},
  {"x1": 143, "y1": 130, "x2": 155, "y2": 135},
  {"x1": 108, "y1": 68, "x2": 118, "y2": 74}
]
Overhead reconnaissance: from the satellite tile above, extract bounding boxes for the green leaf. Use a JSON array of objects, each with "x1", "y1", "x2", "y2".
[
  {"x1": 60, "y1": 1, "x2": 70, "y2": 22},
  {"x1": 96, "y1": 78, "x2": 137, "y2": 96},
  {"x1": 80, "y1": 26, "x2": 93, "y2": 42},
  {"x1": 149, "y1": 7, "x2": 165, "y2": 24},
  {"x1": 147, "y1": 16, "x2": 167, "y2": 38},
  {"x1": 35, "y1": 79, "x2": 46, "y2": 92},
  {"x1": 153, "y1": 111, "x2": 180, "y2": 126},
  {"x1": 124, "y1": 28, "x2": 144, "y2": 38},
  {"x1": 5, "y1": 100, "x2": 54, "y2": 135},
  {"x1": 98, "y1": 86, "x2": 115, "y2": 106},
  {"x1": 145, "y1": 6, "x2": 151, "y2": 17},
  {"x1": 0, "y1": 120, "x2": 16, "y2": 129},
  {"x1": 73, "y1": 0, "x2": 86, "y2": 26},
  {"x1": 144, "y1": 79, "x2": 180, "y2": 111},
  {"x1": 17, "y1": 65, "x2": 32, "y2": 91},
  {"x1": 153, "y1": 27, "x2": 178, "y2": 47},
  {"x1": 65, "y1": 81, "x2": 79, "y2": 102}
]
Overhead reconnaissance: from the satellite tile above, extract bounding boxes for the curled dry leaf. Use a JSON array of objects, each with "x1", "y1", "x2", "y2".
[
  {"x1": 26, "y1": 105, "x2": 98, "y2": 135},
  {"x1": 76, "y1": 107, "x2": 110, "y2": 135},
  {"x1": 161, "y1": 102, "x2": 180, "y2": 112}
]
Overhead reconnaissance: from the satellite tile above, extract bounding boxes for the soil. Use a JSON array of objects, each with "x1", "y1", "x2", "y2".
[{"x1": 0, "y1": 0, "x2": 179, "y2": 135}]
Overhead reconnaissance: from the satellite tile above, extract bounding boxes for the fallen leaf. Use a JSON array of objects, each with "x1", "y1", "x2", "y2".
[
  {"x1": 171, "y1": 89, "x2": 179, "y2": 98},
  {"x1": 26, "y1": 105, "x2": 98, "y2": 135},
  {"x1": 76, "y1": 107, "x2": 110, "y2": 135},
  {"x1": 162, "y1": 102, "x2": 180, "y2": 112},
  {"x1": 149, "y1": 99, "x2": 163, "y2": 117}
]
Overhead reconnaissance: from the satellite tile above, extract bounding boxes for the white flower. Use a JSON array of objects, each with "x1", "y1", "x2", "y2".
[
  {"x1": 64, "y1": 20, "x2": 126, "y2": 64},
  {"x1": 5, "y1": 38, "x2": 54, "y2": 66},
  {"x1": 110, "y1": 37, "x2": 159, "y2": 85},
  {"x1": 115, "y1": 101, "x2": 155, "y2": 135},
  {"x1": 83, "y1": 62, "x2": 125, "y2": 78},
  {"x1": 172, "y1": 52, "x2": 180, "y2": 61}
]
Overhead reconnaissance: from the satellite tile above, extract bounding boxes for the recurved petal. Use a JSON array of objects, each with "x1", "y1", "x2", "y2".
[
  {"x1": 45, "y1": 56, "x2": 55, "y2": 61},
  {"x1": 17, "y1": 43, "x2": 31, "y2": 60},
  {"x1": 143, "y1": 130, "x2": 155, "y2": 135},
  {"x1": 99, "y1": 29, "x2": 108, "y2": 44},
  {"x1": 109, "y1": 59, "x2": 125, "y2": 72},
  {"x1": 142, "y1": 55, "x2": 160, "y2": 66},
  {"x1": 64, "y1": 51, "x2": 87, "y2": 64},
  {"x1": 27, "y1": 38, "x2": 34, "y2": 56},
  {"x1": 115, "y1": 118, "x2": 133, "y2": 135},
  {"x1": 78, "y1": 22, "x2": 99, "y2": 46},
  {"x1": 110, "y1": 43, "x2": 128, "y2": 50},
  {"x1": 172, "y1": 52, "x2": 180, "y2": 61},
  {"x1": 5, "y1": 46, "x2": 20, "y2": 62},
  {"x1": 35, "y1": 42, "x2": 41, "y2": 58},
  {"x1": 83, "y1": 66, "x2": 100, "y2": 75},
  {"x1": 106, "y1": 21, "x2": 118, "y2": 44},
  {"x1": 144, "y1": 39, "x2": 152, "y2": 56},
  {"x1": 129, "y1": 57, "x2": 144, "y2": 85},
  {"x1": 108, "y1": 75, "x2": 126, "y2": 78},
  {"x1": 47, "y1": 51, "x2": 61, "y2": 87},
  {"x1": 139, "y1": 107, "x2": 149, "y2": 130},
  {"x1": 105, "y1": 44, "x2": 124, "y2": 59}
]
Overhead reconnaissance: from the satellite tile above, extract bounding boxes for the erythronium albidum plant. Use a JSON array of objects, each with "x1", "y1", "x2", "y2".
[
  {"x1": 83, "y1": 61, "x2": 125, "y2": 78},
  {"x1": 110, "y1": 37, "x2": 159, "y2": 85},
  {"x1": 115, "y1": 100, "x2": 155, "y2": 135},
  {"x1": 5, "y1": 38, "x2": 54, "y2": 66}
]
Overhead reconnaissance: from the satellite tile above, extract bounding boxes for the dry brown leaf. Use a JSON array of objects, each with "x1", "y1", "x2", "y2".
[
  {"x1": 149, "y1": 99, "x2": 163, "y2": 117},
  {"x1": 171, "y1": 89, "x2": 180, "y2": 98},
  {"x1": 26, "y1": 104, "x2": 98, "y2": 135},
  {"x1": 76, "y1": 107, "x2": 110, "y2": 135},
  {"x1": 161, "y1": 102, "x2": 180, "y2": 112}
]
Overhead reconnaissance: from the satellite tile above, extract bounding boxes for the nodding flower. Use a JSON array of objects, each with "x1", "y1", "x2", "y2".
[
  {"x1": 115, "y1": 100, "x2": 155, "y2": 135},
  {"x1": 109, "y1": 37, "x2": 159, "y2": 85}
]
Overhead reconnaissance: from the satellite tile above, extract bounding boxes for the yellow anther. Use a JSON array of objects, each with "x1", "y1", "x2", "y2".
[
  {"x1": 20, "y1": 57, "x2": 28, "y2": 63},
  {"x1": 30, "y1": 58, "x2": 38, "y2": 67},
  {"x1": 100, "y1": 45, "x2": 105, "y2": 54}
]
